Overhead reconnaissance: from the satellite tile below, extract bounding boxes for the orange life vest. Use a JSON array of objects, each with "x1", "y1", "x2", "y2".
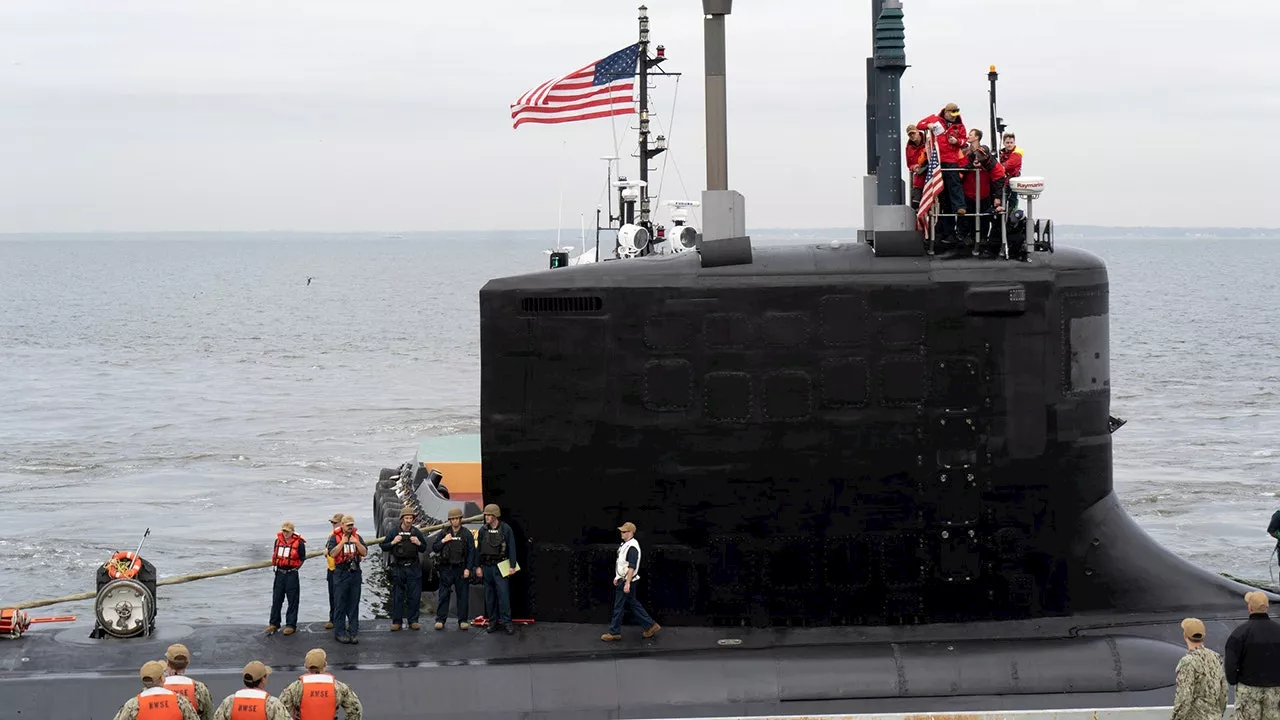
[
  {"x1": 229, "y1": 688, "x2": 269, "y2": 720},
  {"x1": 135, "y1": 686, "x2": 183, "y2": 720},
  {"x1": 331, "y1": 528, "x2": 362, "y2": 566},
  {"x1": 298, "y1": 673, "x2": 338, "y2": 719},
  {"x1": 273, "y1": 532, "x2": 304, "y2": 570},
  {"x1": 162, "y1": 675, "x2": 198, "y2": 713}
]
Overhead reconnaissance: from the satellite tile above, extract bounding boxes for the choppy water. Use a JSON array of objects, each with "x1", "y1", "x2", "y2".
[{"x1": 0, "y1": 234, "x2": 1277, "y2": 627}]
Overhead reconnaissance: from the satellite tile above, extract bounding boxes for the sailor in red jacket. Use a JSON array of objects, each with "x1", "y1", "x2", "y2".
[
  {"x1": 961, "y1": 145, "x2": 1007, "y2": 252},
  {"x1": 267, "y1": 521, "x2": 305, "y2": 636},
  {"x1": 904, "y1": 125, "x2": 927, "y2": 209},
  {"x1": 916, "y1": 103, "x2": 968, "y2": 241},
  {"x1": 1000, "y1": 132, "x2": 1024, "y2": 209}
]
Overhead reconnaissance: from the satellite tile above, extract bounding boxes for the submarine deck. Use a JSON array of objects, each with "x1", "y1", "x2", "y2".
[{"x1": 0, "y1": 610, "x2": 1252, "y2": 719}]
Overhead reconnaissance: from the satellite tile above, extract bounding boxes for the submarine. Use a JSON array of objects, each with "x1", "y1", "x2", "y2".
[{"x1": 0, "y1": 2, "x2": 1270, "y2": 719}]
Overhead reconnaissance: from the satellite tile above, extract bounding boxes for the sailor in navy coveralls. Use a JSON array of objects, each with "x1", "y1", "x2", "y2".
[{"x1": 601, "y1": 521, "x2": 661, "y2": 641}]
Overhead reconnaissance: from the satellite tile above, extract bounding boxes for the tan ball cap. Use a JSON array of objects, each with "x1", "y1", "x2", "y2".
[
  {"x1": 304, "y1": 648, "x2": 327, "y2": 671},
  {"x1": 140, "y1": 661, "x2": 167, "y2": 683},
  {"x1": 242, "y1": 661, "x2": 272, "y2": 682},
  {"x1": 165, "y1": 643, "x2": 190, "y2": 662},
  {"x1": 1181, "y1": 618, "x2": 1206, "y2": 641}
]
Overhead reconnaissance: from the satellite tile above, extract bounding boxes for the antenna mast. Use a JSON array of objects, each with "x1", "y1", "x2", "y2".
[{"x1": 637, "y1": 5, "x2": 667, "y2": 252}]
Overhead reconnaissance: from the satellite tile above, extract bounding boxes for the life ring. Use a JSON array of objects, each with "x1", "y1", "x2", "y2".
[{"x1": 106, "y1": 551, "x2": 143, "y2": 579}]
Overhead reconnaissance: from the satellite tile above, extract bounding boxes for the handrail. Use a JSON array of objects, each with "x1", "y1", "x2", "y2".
[{"x1": 922, "y1": 163, "x2": 1012, "y2": 259}]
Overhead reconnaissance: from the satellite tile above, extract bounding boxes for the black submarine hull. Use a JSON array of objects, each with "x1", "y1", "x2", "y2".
[{"x1": 477, "y1": 244, "x2": 1255, "y2": 628}]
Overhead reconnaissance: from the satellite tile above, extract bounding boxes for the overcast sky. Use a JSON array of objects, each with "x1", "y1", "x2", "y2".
[{"x1": 0, "y1": 0, "x2": 1276, "y2": 233}]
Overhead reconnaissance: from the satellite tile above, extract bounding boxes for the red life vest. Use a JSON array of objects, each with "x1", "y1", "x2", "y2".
[
  {"x1": 229, "y1": 688, "x2": 269, "y2": 720},
  {"x1": 273, "y1": 532, "x2": 304, "y2": 570},
  {"x1": 162, "y1": 675, "x2": 198, "y2": 714},
  {"x1": 135, "y1": 687, "x2": 183, "y2": 720},
  {"x1": 331, "y1": 528, "x2": 362, "y2": 565},
  {"x1": 298, "y1": 673, "x2": 339, "y2": 719}
]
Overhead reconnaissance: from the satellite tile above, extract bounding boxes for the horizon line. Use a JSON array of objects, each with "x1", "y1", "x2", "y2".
[{"x1": 3, "y1": 224, "x2": 1280, "y2": 236}]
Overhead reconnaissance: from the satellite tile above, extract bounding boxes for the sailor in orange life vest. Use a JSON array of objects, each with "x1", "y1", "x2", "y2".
[
  {"x1": 326, "y1": 514, "x2": 366, "y2": 644},
  {"x1": 325, "y1": 512, "x2": 342, "y2": 630},
  {"x1": 600, "y1": 522, "x2": 661, "y2": 642},
  {"x1": 212, "y1": 661, "x2": 289, "y2": 720},
  {"x1": 277, "y1": 648, "x2": 363, "y2": 720},
  {"x1": 161, "y1": 643, "x2": 213, "y2": 720},
  {"x1": 476, "y1": 503, "x2": 517, "y2": 635},
  {"x1": 266, "y1": 521, "x2": 305, "y2": 636},
  {"x1": 378, "y1": 506, "x2": 428, "y2": 630},
  {"x1": 110, "y1": 660, "x2": 199, "y2": 720}
]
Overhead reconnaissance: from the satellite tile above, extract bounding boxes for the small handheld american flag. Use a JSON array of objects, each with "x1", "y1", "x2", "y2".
[
  {"x1": 510, "y1": 44, "x2": 640, "y2": 129},
  {"x1": 915, "y1": 133, "x2": 943, "y2": 235}
]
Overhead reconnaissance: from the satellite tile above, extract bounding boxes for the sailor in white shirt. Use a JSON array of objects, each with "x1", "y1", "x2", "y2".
[{"x1": 601, "y1": 521, "x2": 661, "y2": 641}]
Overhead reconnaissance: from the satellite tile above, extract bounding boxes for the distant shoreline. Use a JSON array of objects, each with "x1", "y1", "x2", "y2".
[{"x1": 2, "y1": 227, "x2": 1279, "y2": 241}]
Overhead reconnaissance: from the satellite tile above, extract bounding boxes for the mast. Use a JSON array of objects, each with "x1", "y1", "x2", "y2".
[
  {"x1": 637, "y1": 5, "x2": 667, "y2": 252},
  {"x1": 858, "y1": 0, "x2": 922, "y2": 256},
  {"x1": 988, "y1": 64, "x2": 999, "y2": 154},
  {"x1": 865, "y1": 0, "x2": 883, "y2": 177},
  {"x1": 873, "y1": 0, "x2": 906, "y2": 206}
]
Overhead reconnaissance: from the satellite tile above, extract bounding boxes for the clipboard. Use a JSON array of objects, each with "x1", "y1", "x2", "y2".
[{"x1": 497, "y1": 559, "x2": 520, "y2": 577}]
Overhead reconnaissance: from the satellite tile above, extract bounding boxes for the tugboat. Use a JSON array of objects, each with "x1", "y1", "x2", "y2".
[{"x1": 0, "y1": 3, "x2": 1268, "y2": 720}]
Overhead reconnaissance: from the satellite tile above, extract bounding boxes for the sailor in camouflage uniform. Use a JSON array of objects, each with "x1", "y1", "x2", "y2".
[
  {"x1": 277, "y1": 649, "x2": 362, "y2": 720},
  {"x1": 1172, "y1": 618, "x2": 1228, "y2": 720},
  {"x1": 112, "y1": 661, "x2": 200, "y2": 720},
  {"x1": 1225, "y1": 592, "x2": 1280, "y2": 720}
]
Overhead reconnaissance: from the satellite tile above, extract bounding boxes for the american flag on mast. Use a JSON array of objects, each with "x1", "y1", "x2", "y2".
[
  {"x1": 915, "y1": 132, "x2": 943, "y2": 234},
  {"x1": 510, "y1": 43, "x2": 641, "y2": 129}
]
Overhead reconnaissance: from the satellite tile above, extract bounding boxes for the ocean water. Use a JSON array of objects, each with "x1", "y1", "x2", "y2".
[{"x1": 0, "y1": 234, "x2": 1277, "y2": 627}]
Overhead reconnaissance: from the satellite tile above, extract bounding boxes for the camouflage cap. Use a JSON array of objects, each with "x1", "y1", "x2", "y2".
[
  {"x1": 1181, "y1": 617, "x2": 1206, "y2": 641},
  {"x1": 140, "y1": 661, "x2": 167, "y2": 683}
]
